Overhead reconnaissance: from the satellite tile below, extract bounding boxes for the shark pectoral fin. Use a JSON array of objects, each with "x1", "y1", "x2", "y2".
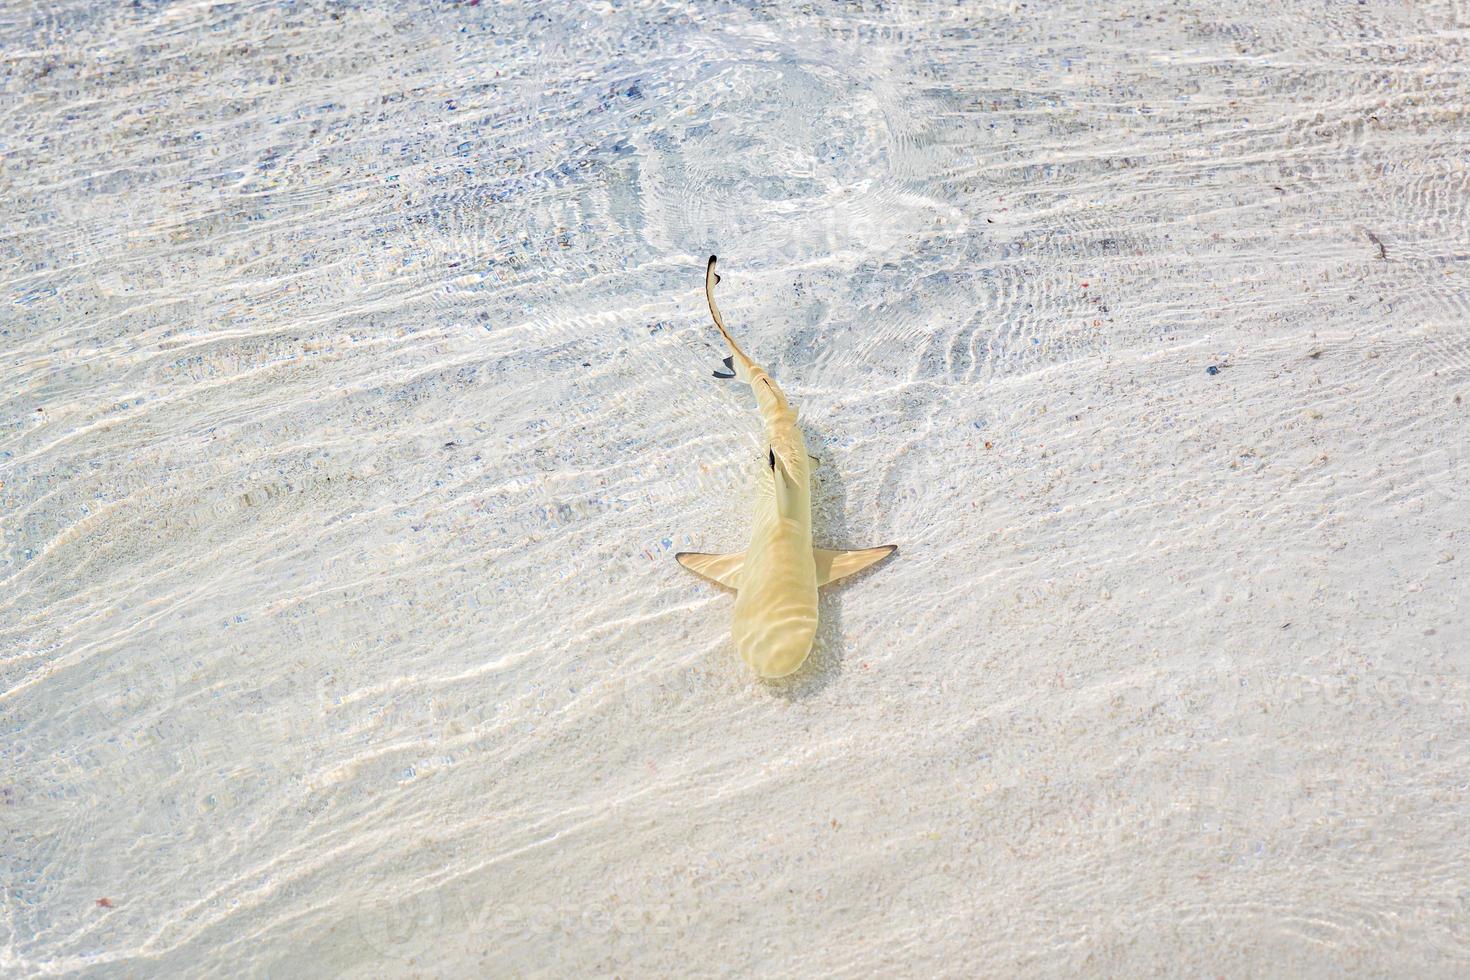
[
  {"x1": 676, "y1": 550, "x2": 745, "y2": 590},
  {"x1": 814, "y1": 545, "x2": 897, "y2": 587}
]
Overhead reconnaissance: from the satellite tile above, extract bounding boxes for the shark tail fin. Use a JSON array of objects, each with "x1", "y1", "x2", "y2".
[
  {"x1": 705, "y1": 255, "x2": 753, "y2": 372},
  {"x1": 814, "y1": 546, "x2": 897, "y2": 587},
  {"x1": 676, "y1": 550, "x2": 745, "y2": 590}
]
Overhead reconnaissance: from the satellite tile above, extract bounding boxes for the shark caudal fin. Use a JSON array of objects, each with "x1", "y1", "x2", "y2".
[
  {"x1": 814, "y1": 546, "x2": 897, "y2": 587},
  {"x1": 705, "y1": 255, "x2": 756, "y2": 379},
  {"x1": 703, "y1": 256, "x2": 793, "y2": 425},
  {"x1": 676, "y1": 551, "x2": 745, "y2": 590}
]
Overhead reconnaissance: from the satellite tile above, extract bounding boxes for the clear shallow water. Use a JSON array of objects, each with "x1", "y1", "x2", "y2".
[{"x1": 4, "y1": 0, "x2": 1469, "y2": 975}]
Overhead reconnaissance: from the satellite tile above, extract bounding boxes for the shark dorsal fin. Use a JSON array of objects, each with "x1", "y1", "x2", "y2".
[
  {"x1": 676, "y1": 550, "x2": 745, "y2": 590},
  {"x1": 814, "y1": 546, "x2": 897, "y2": 587}
]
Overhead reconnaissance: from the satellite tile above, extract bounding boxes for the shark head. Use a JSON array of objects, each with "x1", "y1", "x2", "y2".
[{"x1": 736, "y1": 614, "x2": 817, "y2": 678}]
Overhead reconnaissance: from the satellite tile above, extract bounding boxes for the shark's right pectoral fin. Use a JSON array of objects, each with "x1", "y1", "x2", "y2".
[
  {"x1": 814, "y1": 545, "x2": 897, "y2": 586},
  {"x1": 676, "y1": 550, "x2": 745, "y2": 590}
]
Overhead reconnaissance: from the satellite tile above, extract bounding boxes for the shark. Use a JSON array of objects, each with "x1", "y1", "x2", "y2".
[{"x1": 676, "y1": 256, "x2": 896, "y2": 678}]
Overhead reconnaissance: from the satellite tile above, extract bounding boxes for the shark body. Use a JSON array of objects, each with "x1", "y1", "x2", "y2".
[{"x1": 677, "y1": 256, "x2": 896, "y2": 678}]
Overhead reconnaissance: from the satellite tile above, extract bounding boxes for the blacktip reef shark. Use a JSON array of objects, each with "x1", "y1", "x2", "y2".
[{"x1": 676, "y1": 256, "x2": 896, "y2": 678}]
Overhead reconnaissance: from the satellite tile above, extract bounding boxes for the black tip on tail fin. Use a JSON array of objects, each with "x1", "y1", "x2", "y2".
[
  {"x1": 707, "y1": 254, "x2": 720, "y2": 284},
  {"x1": 712, "y1": 355, "x2": 735, "y2": 379}
]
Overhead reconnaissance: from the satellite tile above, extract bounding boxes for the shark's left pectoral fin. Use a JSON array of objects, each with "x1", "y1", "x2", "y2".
[
  {"x1": 814, "y1": 545, "x2": 897, "y2": 587},
  {"x1": 676, "y1": 550, "x2": 745, "y2": 590}
]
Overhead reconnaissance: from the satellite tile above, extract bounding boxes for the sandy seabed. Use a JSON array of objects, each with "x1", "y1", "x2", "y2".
[{"x1": 3, "y1": 0, "x2": 1469, "y2": 976}]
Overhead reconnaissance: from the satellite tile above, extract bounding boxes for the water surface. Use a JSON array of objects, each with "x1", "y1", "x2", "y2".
[{"x1": 4, "y1": 0, "x2": 1469, "y2": 975}]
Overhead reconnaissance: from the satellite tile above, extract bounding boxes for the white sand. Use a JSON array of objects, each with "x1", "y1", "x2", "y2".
[{"x1": 4, "y1": 0, "x2": 1468, "y2": 976}]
